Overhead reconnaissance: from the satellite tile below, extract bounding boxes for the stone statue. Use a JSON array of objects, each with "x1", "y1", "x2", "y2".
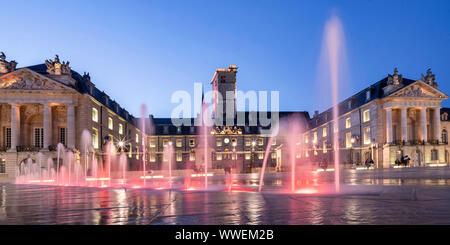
[
  {"x1": 387, "y1": 67, "x2": 403, "y2": 86},
  {"x1": 82, "y1": 72, "x2": 90, "y2": 82},
  {"x1": 421, "y1": 68, "x2": 436, "y2": 87},
  {"x1": 0, "y1": 52, "x2": 18, "y2": 74},
  {"x1": 45, "y1": 55, "x2": 71, "y2": 75}
]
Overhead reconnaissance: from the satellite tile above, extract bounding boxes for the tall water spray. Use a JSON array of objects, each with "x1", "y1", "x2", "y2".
[
  {"x1": 323, "y1": 15, "x2": 345, "y2": 193},
  {"x1": 81, "y1": 129, "x2": 91, "y2": 185},
  {"x1": 141, "y1": 104, "x2": 147, "y2": 186}
]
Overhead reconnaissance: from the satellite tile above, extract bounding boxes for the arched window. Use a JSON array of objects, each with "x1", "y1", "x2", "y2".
[{"x1": 442, "y1": 129, "x2": 448, "y2": 144}]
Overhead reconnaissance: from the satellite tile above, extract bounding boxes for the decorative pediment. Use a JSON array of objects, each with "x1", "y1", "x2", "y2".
[
  {"x1": 0, "y1": 68, "x2": 74, "y2": 91},
  {"x1": 390, "y1": 81, "x2": 447, "y2": 99}
]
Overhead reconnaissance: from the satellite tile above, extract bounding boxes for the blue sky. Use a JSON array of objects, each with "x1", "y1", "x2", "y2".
[{"x1": 1, "y1": 0, "x2": 449, "y2": 117}]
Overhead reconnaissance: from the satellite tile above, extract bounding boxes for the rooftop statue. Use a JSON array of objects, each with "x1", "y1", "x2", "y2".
[
  {"x1": 45, "y1": 55, "x2": 71, "y2": 75},
  {"x1": 387, "y1": 67, "x2": 403, "y2": 86},
  {"x1": 421, "y1": 68, "x2": 436, "y2": 87},
  {"x1": 0, "y1": 52, "x2": 18, "y2": 74}
]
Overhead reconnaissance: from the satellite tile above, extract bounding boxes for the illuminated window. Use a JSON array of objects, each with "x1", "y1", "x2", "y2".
[
  {"x1": 363, "y1": 109, "x2": 370, "y2": 122},
  {"x1": 271, "y1": 152, "x2": 277, "y2": 159},
  {"x1": 346, "y1": 118, "x2": 351, "y2": 128},
  {"x1": 296, "y1": 152, "x2": 301, "y2": 159},
  {"x1": 272, "y1": 138, "x2": 276, "y2": 145},
  {"x1": 108, "y1": 117, "x2": 113, "y2": 130},
  {"x1": 258, "y1": 153, "x2": 264, "y2": 159},
  {"x1": 149, "y1": 139, "x2": 156, "y2": 148},
  {"x1": 136, "y1": 147, "x2": 139, "y2": 160},
  {"x1": 163, "y1": 152, "x2": 168, "y2": 162},
  {"x1": 323, "y1": 127, "x2": 327, "y2": 137},
  {"x1": 363, "y1": 127, "x2": 371, "y2": 145},
  {"x1": 245, "y1": 153, "x2": 251, "y2": 160},
  {"x1": 92, "y1": 128, "x2": 99, "y2": 149},
  {"x1": 216, "y1": 139, "x2": 222, "y2": 147},
  {"x1": 305, "y1": 136, "x2": 309, "y2": 143},
  {"x1": 135, "y1": 134, "x2": 139, "y2": 143},
  {"x1": 245, "y1": 138, "x2": 251, "y2": 146},
  {"x1": 216, "y1": 153, "x2": 222, "y2": 161},
  {"x1": 162, "y1": 139, "x2": 168, "y2": 147},
  {"x1": 176, "y1": 139, "x2": 182, "y2": 147},
  {"x1": 189, "y1": 139, "x2": 195, "y2": 147},
  {"x1": 128, "y1": 143, "x2": 132, "y2": 158},
  {"x1": 118, "y1": 123, "x2": 123, "y2": 135},
  {"x1": 176, "y1": 152, "x2": 182, "y2": 162},
  {"x1": 323, "y1": 140, "x2": 327, "y2": 153},
  {"x1": 258, "y1": 138, "x2": 264, "y2": 146},
  {"x1": 150, "y1": 154, "x2": 156, "y2": 162},
  {"x1": 313, "y1": 132, "x2": 317, "y2": 143},
  {"x1": 189, "y1": 152, "x2": 195, "y2": 161},
  {"x1": 92, "y1": 108, "x2": 98, "y2": 122},
  {"x1": 346, "y1": 132, "x2": 352, "y2": 148}
]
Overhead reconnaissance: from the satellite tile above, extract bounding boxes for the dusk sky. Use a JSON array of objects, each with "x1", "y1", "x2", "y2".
[{"x1": 1, "y1": 0, "x2": 449, "y2": 117}]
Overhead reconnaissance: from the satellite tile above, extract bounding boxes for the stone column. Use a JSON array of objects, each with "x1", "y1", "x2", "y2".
[
  {"x1": 43, "y1": 104, "x2": 52, "y2": 150},
  {"x1": 67, "y1": 105, "x2": 75, "y2": 149},
  {"x1": 9, "y1": 103, "x2": 20, "y2": 152},
  {"x1": 434, "y1": 108, "x2": 441, "y2": 143},
  {"x1": 420, "y1": 108, "x2": 428, "y2": 143},
  {"x1": 401, "y1": 107, "x2": 408, "y2": 143},
  {"x1": 386, "y1": 108, "x2": 393, "y2": 144}
]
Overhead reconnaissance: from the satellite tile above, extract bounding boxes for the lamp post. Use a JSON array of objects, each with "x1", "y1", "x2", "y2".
[{"x1": 350, "y1": 137, "x2": 356, "y2": 166}]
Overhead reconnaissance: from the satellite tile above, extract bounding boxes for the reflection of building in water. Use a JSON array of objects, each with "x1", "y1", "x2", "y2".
[{"x1": 1, "y1": 52, "x2": 450, "y2": 182}]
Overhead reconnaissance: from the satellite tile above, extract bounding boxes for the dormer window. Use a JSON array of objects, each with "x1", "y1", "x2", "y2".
[
  {"x1": 348, "y1": 100, "x2": 352, "y2": 109},
  {"x1": 442, "y1": 113, "x2": 448, "y2": 121},
  {"x1": 366, "y1": 90, "x2": 371, "y2": 100}
]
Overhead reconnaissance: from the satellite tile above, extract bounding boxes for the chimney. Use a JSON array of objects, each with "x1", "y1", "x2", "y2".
[{"x1": 314, "y1": 110, "x2": 319, "y2": 118}]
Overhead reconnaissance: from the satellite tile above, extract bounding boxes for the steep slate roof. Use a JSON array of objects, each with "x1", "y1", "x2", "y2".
[
  {"x1": 23, "y1": 64, "x2": 137, "y2": 126},
  {"x1": 308, "y1": 76, "x2": 417, "y2": 129}
]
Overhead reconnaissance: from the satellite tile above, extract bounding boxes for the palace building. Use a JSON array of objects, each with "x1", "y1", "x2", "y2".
[{"x1": 0, "y1": 52, "x2": 449, "y2": 182}]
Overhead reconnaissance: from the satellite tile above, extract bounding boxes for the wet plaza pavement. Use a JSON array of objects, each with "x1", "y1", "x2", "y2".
[{"x1": 2, "y1": 166, "x2": 450, "y2": 225}]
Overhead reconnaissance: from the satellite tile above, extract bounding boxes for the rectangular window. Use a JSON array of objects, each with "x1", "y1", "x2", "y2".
[
  {"x1": 0, "y1": 158, "x2": 5, "y2": 173},
  {"x1": 176, "y1": 139, "x2": 182, "y2": 148},
  {"x1": 163, "y1": 151, "x2": 168, "y2": 162},
  {"x1": 323, "y1": 140, "x2": 327, "y2": 153},
  {"x1": 258, "y1": 138, "x2": 264, "y2": 146},
  {"x1": 346, "y1": 132, "x2": 352, "y2": 148},
  {"x1": 136, "y1": 147, "x2": 139, "y2": 160},
  {"x1": 92, "y1": 128, "x2": 99, "y2": 149},
  {"x1": 313, "y1": 132, "x2": 317, "y2": 143},
  {"x1": 272, "y1": 138, "x2": 276, "y2": 145},
  {"x1": 346, "y1": 118, "x2": 351, "y2": 128},
  {"x1": 4, "y1": 127, "x2": 11, "y2": 149},
  {"x1": 366, "y1": 90, "x2": 371, "y2": 100},
  {"x1": 92, "y1": 108, "x2": 98, "y2": 122},
  {"x1": 245, "y1": 138, "x2": 251, "y2": 146},
  {"x1": 149, "y1": 139, "x2": 156, "y2": 148},
  {"x1": 189, "y1": 139, "x2": 195, "y2": 147},
  {"x1": 59, "y1": 128, "x2": 66, "y2": 146},
  {"x1": 189, "y1": 152, "x2": 195, "y2": 161},
  {"x1": 34, "y1": 128, "x2": 44, "y2": 148},
  {"x1": 162, "y1": 139, "x2": 168, "y2": 147},
  {"x1": 363, "y1": 126, "x2": 371, "y2": 145},
  {"x1": 108, "y1": 117, "x2": 113, "y2": 130},
  {"x1": 149, "y1": 154, "x2": 156, "y2": 162},
  {"x1": 245, "y1": 153, "x2": 251, "y2": 160},
  {"x1": 118, "y1": 123, "x2": 123, "y2": 135},
  {"x1": 135, "y1": 134, "x2": 139, "y2": 143},
  {"x1": 323, "y1": 127, "x2": 327, "y2": 137},
  {"x1": 128, "y1": 144, "x2": 132, "y2": 158},
  {"x1": 176, "y1": 152, "x2": 182, "y2": 162},
  {"x1": 271, "y1": 152, "x2": 277, "y2": 159},
  {"x1": 258, "y1": 153, "x2": 264, "y2": 159},
  {"x1": 305, "y1": 136, "x2": 309, "y2": 143},
  {"x1": 431, "y1": 149, "x2": 438, "y2": 161},
  {"x1": 216, "y1": 139, "x2": 222, "y2": 147},
  {"x1": 216, "y1": 153, "x2": 222, "y2": 161},
  {"x1": 363, "y1": 109, "x2": 370, "y2": 122}
]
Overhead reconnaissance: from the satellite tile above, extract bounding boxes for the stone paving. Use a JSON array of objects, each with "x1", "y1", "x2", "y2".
[{"x1": 1, "y1": 166, "x2": 450, "y2": 225}]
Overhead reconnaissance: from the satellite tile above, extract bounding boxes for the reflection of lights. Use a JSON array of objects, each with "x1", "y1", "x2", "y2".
[
  {"x1": 140, "y1": 175, "x2": 163, "y2": 179},
  {"x1": 295, "y1": 188, "x2": 318, "y2": 194},
  {"x1": 314, "y1": 168, "x2": 335, "y2": 172},
  {"x1": 118, "y1": 141, "x2": 124, "y2": 147},
  {"x1": 351, "y1": 138, "x2": 355, "y2": 144},
  {"x1": 251, "y1": 141, "x2": 256, "y2": 146},
  {"x1": 86, "y1": 177, "x2": 111, "y2": 181},
  {"x1": 428, "y1": 163, "x2": 447, "y2": 167},
  {"x1": 224, "y1": 138, "x2": 230, "y2": 144},
  {"x1": 191, "y1": 173, "x2": 214, "y2": 177}
]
